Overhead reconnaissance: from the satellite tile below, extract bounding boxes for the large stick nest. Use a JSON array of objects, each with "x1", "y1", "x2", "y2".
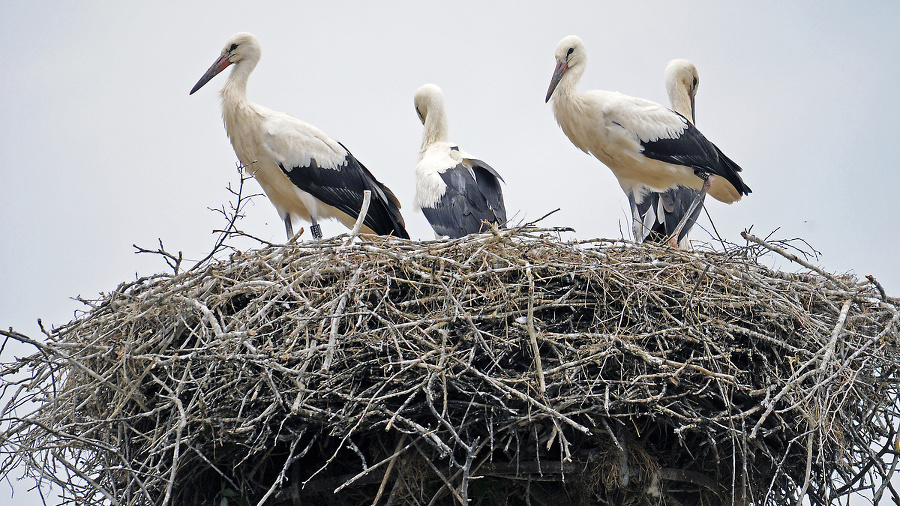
[{"x1": 2, "y1": 229, "x2": 899, "y2": 505}]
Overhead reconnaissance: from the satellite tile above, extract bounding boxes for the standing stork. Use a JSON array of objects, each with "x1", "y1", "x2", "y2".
[
  {"x1": 630, "y1": 59, "x2": 704, "y2": 248},
  {"x1": 545, "y1": 36, "x2": 750, "y2": 247},
  {"x1": 413, "y1": 84, "x2": 507, "y2": 239},
  {"x1": 190, "y1": 32, "x2": 408, "y2": 240}
]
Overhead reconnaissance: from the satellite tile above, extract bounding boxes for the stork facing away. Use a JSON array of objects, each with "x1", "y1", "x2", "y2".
[
  {"x1": 413, "y1": 84, "x2": 507, "y2": 239},
  {"x1": 545, "y1": 35, "x2": 750, "y2": 248},
  {"x1": 190, "y1": 32, "x2": 408, "y2": 240},
  {"x1": 630, "y1": 59, "x2": 705, "y2": 248}
]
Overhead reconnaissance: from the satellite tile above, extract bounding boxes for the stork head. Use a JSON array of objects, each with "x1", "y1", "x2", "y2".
[
  {"x1": 665, "y1": 59, "x2": 699, "y2": 124},
  {"x1": 546, "y1": 35, "x2": 586, "y2": 103},
  {"x1": 414, "y1": 84, "x2": 450, "y2": 147},
  {"x1": 413, "y1": 84, "x2": 445, "y2": 125},
  {"x1": 190, "y1": 32, "x2": 261, "y2": 95}
]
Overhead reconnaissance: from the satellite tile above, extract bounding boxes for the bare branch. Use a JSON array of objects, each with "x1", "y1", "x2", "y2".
[{"x1": 2, "y1": 230, "x2": 898, "y2": 506}]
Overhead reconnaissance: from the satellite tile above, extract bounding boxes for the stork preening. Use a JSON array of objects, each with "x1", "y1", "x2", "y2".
[
  {"x1": 545, "y1": 35, "x2": 750, "y2": 248},
  {"x1": 190, "y1": 32, "x2": 408, "y2": 240},
  {"x1": 413, "y1": 84, "x2": 507, "y2": 239},
  {"x1": 630, "y1": 59, "x2": 705, "y2": 248}
]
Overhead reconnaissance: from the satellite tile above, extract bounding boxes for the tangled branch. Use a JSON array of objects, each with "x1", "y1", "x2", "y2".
[{"x1": 2, "y1": 230, "x2": 899, "y2": 505}]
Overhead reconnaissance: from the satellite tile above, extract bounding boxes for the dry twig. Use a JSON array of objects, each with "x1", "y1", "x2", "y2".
[{"x1": 2, "y1": 229, "x2": 899, "y2": 506}]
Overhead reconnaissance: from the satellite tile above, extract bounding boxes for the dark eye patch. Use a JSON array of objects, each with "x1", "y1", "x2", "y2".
[
  {"x1": 228, "y1": 43, "x2": 238, "y2": 52},
  {"x1": 567, "y1": 47, "x2": 574, "y2": 56}
]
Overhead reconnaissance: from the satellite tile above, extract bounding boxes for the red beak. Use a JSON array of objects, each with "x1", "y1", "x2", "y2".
[
  {"x1": 190, "y1": 54, "x2": 232, "y2": 95},
  {"x1": 545, "y1": 60, "x2": 568, "y2": 103}
]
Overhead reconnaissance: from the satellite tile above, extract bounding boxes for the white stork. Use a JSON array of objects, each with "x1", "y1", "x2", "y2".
[
  {"x1": 413, "y1": 84, "x2": 507, "y2": 239},
  {"x1": 545, "y1": 36, "x2": 750, "y2": 248},
  {"x1": 630, "y1": 59, "x2": 704, "y2": 248},
  {"x1": 190, "y1": 32, "x2": 408, "y2": 240}
]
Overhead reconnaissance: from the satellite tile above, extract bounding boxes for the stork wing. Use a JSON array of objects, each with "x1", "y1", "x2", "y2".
[
  {"x1": 640, "y1": 123, "x2": 751, "y2": 197},
  {"x1": 603, "y1": 93, "x2": 751, "y2": 197},
  {"x1": 262, "y1": 114, "x2": 408, "y2": 238},
  {"x1": 422, "y1": 162, "x2": 505, "y2": 239},
  {"x1": 465, "y1": 157, "x2": 507, "y2": 225}
]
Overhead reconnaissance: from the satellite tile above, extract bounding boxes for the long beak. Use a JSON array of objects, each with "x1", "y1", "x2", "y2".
[
  {"x1": 190, "y1": 54, "x2": 232, "y2": 95},
  {"x1": 690, "y1": 93, "x2": 696, "y2": 124},
  {"x1": 545, "y1": 60, "x2": 568, "y2": 103}
]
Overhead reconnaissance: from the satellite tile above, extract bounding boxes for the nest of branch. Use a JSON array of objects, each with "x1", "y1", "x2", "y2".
[{"x1": 2, "y1": 229, "x2": 899, "y2": 505}]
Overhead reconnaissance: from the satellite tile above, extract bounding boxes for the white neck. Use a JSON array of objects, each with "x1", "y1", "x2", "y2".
[
  {"x1": 550, "y1": 65, "x2": 595, "y2": 155},
  {"x1": 667, "y1": 83, "x2": 693, "y2": 124},
  {"x1": 553, "y1": 63, "x2": 586, "y2": 103},
  {"x1": 420, "y1": 104, "x2": 449, "y2": 152},
  {"x1": 219, "y1": 60, "x2": 258, "y2": 146}
]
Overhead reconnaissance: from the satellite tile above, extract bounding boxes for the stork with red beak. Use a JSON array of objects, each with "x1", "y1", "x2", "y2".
[
  {"x1": 545, "y1": 36, "x2": 750, "y2": 247},
  {"x1": 190, "y1": 32, "x2": 408, "y2": 240}
]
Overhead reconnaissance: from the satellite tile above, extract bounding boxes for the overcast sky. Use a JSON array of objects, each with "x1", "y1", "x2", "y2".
[{"x1": 2, "y1": 1, "x2": 899, "y2": 503}]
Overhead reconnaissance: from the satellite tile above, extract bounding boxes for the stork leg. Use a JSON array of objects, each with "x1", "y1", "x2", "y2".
[
  {"x1": 628, "y1": 192, "x2": 644, "y2": 242},
  {"x1": 310, "y1": 218, "x2": 322, "y2": 239},
  {"x1": 284, "y1": 214, "x2": 294, "y2": 241},
  {"x1": 668, "y1": 175, "x2": 713, "y2": 249}
]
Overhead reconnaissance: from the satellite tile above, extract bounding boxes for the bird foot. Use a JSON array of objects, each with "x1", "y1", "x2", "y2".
[{"x1": 667, "y1": 234, "x2": 680, "y2": 249}]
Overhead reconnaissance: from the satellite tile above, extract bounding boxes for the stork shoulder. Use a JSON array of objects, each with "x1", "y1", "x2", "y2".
[
  {"x1": 259, "y1": 110, "x2": 347, "y2": 170},
  {"x1": 418, "y1": 142, "x2": 462, "y2": 174},
  {"x1": 600, "y1": 93, "x2": 689, "y2": 143}
]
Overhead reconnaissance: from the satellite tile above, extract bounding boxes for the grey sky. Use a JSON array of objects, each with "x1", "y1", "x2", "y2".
[{"x1": 2, "y1": 1, "x2": 899, "y2": 503}]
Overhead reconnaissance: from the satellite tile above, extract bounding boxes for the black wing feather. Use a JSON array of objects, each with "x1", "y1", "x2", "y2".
[
  {"x1": 422, "y1": 163, "x2": 506, "y2": 239},
  {"x1": 630, "y1": 186, "x2": 705, "y2": 244},
  {"x1": 640, "y1": 121, "x2": 752, "y2": 196},
  {"x1": 468, "y1": 158, "x2": 507, "y2": 225},
  {"x1": 279, "y1": 145, "x2": 409, "y2": 238}
]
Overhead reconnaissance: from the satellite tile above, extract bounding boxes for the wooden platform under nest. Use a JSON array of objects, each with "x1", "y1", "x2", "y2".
[{"x1": 2, "y1": 229, "x2": 899, "y2": 505}]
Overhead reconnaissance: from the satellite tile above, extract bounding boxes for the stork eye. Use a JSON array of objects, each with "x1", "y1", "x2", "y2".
[
  {"x1": 567, "y1": 47, "x2": 574, "y2": 56},
  {"x1": 228, "y1": 43, "x2": 238, "y2": 52}
]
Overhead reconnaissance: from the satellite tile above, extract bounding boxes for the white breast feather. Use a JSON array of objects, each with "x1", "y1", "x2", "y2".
[{"x1": 414, "y1": 142, "x2": 455, "y2": 210}]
